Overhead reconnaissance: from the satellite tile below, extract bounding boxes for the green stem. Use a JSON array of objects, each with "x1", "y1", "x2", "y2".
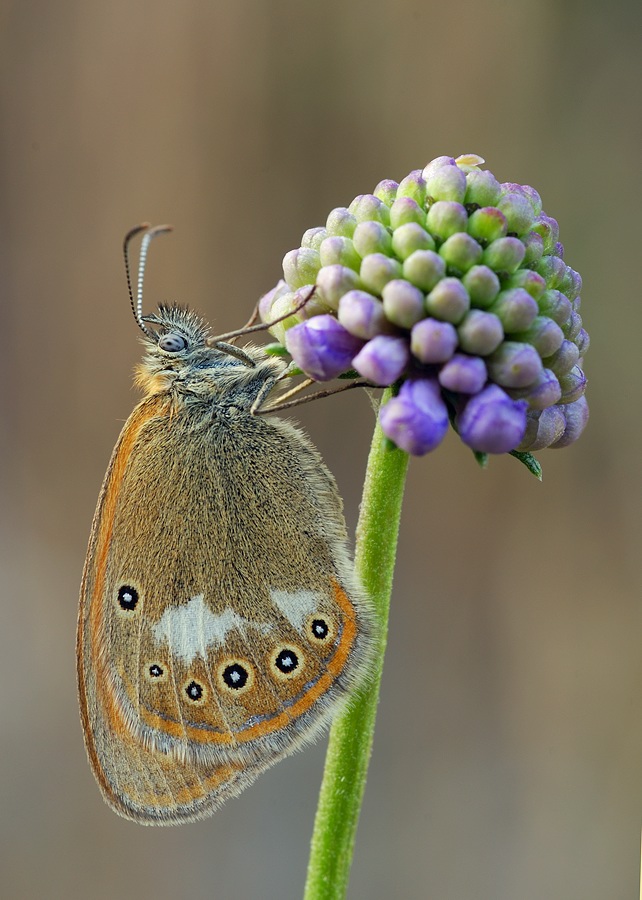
[{"x1": 304, "y1": 393, "x2": 409, "y2": 900}]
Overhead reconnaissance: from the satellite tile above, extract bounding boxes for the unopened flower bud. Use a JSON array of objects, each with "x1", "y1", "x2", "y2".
[
  {"x1": 402, "y1": 249, "x2": 446, "y2": 292},
  {"x1": 486, "y1": 341, "x2": 543, "y2": 388},
  {"x1": 482, "y1": 236, "x2": 526, "y2": 273},
  {"x1": 285, "y1": 315, "x2": 364, "y2": 381},
  {"x1": 411, "y1": 318, "x2": 458, "y2": 363},
  {"x1": 426, "y1": 277, "x2": 470, "y2": 323},
  {"x1": 467, "y1": 207, "x2": 508, "y2": 244},
  {"x1": 325, "y1": 207, "x2": 358, "y2": 238},
  {"x1": 425, "y1": 164, "x2": 467, "y2": 203},
  {"x1": 283, "y1": 247, "x2": 321, "y2": 290},
  {"x1": 462, "y1": 265, "x2": 501, "y2": 308},
  {"x1": 490, "y1": 288, "x2": 539, "y2": 332},
  {"x1": 379, "y1": 378, "x2": 449, "y2": 455},
  {"x1": 457, "y1": 309, "x2": 504, "y2": 355},
  {"x1": 349, "y1": 194, "x2": 390, "y2": 226},
  {"x1": 549, "y1": 396, "x2": 589, "y2": 448},
  {"x1": 373, "y1": 179, "x2": 399, "y2": 206},
  {"x1": 353, "y1": 220, "x2": 393, "y2": 258},
  {"x1": 382, "y1": 279, "x2": 425, "y2": 329},
  {"x1": 316, "y1": 264, "x2": 361, "y2": 311},
  {"x1": 438, "y1": 354, "x2": 487, "y2": 394},
  {"x1": 391, "y1": 222, "x2": 436, "y2": 260},
  {"x1": 426, "y1": 201, "x2": 468, "y2": 241},
  {"x1": 396, "y1": 170, "x2": 427, "y2": 206},
  {"x1": 457, "y1": 384, "x2": 528, "y2": 453},
  {"x1": 360, "y1": 253, "x2": 402, "y2": 294},
  {"x1": 439, "y1": 232, "x2": 483, "y2": 274},
  {"x1": 352, "y1": 335, "x2": 410, "y2": 385},
  {"x1": 338, "y1": 290, "x2": 391, "y2": 340}
]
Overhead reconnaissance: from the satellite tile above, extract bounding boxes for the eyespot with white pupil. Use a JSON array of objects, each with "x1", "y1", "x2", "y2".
[
  {"x1": 184, "y1": 679, "x2": 207, "y2": 704},
  {"x1": 218, "y1": 660, "x2": 254, "y2": 695},
  {"x1": 159, "y1": 332, "x2": 188, "y2": 353},
  {"x1": 306, "y1": 614, "x2": 335, "y2": 644},
  {"x1": 145, "y1": 662, "x2": 166, "y2": 681},
  {"x1": 270, "y1": 645, "x2": 304, "y2": 681},
  {"x1": 117, "y1": 585, "x2": 139, "y2": 612}
]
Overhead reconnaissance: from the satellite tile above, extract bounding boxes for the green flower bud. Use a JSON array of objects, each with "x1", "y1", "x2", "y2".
[
  {"x1": 439, "y1": 232, "x2": 483, "y2": 274},
  {"x1": 535, "y1": 254, "x2": 566, "y2": 289},
  {"x1": 425, "y1": 164, "x2": 467, "y2": 203},
  {"x1": 562, "y1": 310, "x2": 582, "y2": 341},
  {"x1": 282, "y1": 247, "x2": 321, "y2": 290},
  {"x1": 319, "y1": 236, "x2": 361, "y2": 271},
  {"x1": 301, "y1": 227, "x2": 327, "y2": 251},
  {"x1": 360, "y1": 252, "x2": 402, "y2": 294},
  {"x1": 504, "y1": 268, "x2": 547, "y2": 300},
  {"x1": 457, "y1": 309, "x2": 504, "y2": 355},
  {"x1": 512, "y1": 315, "x2": 564, "y2": 357},
  {"x1": 482, "y1": 236, "x2": 526, "y2": 273},
  {"x1": 391, "y1": 222, "x2": 436, "y2": 260},
  {"x1": 517, "y1": 184, "x2": 543, "y2": 216},
  {"x1": 396, "y1": 170, "x2": 427, "y2": 206},
  {"x1": 402, "y1": 249, "x2": 446, "y2": 292},
  {"x1": 532, "y1": 215, "x2": 559, "y2": 253},
  {"x1": 464, "y1": 169, "x2": 502, "y2": 207},
  {"x1": 316, "y1": 264, "x2": 362, "y2": 311},
  {"x1": 467, "y1": 207, "x2": 508, "y2": 244},
  {"x1": 422, "y1": 156, "x2": 456, "y2": 178},
  {"x1": 521, "y1": 231, "x2": 545, "y2": 267},
  {"x1": 373, "y1": 179, "x2": 399, "y2": 206},
  {"x1": 269, "y1": 291, "x2": 305, "y2": 343},
  {"x1": 390, "y1": 196, "x2": 426, "y2": 229},
  {"x1": 326, "y1": 207, "x2": 357, "y2": 238},
  {"x1": 497, "y1": 191, "x2": 536, "y2": 235},
  {"x1": 425, "y1": 201, "x2": 468, "y2": 241},
  {"x1": 462, "y1": 265, "x2": 501, "y2": 308},
  {"x1": 353, "y1": 220, "x2": 393, "y2": 258},
  {"x1": 382, "y1": 279, "x2": 426, "y2": 329},
  {"x1": 425, "y1": 277, "x2": 470, "y2": 324},
  {"x1": 486, "y1": 341, "x2": 543, "y2": 388},
  {"x1": 349, "y1": 194, "x2": 391, "y2": 226},
  {"x1": 537, "y1": 289, "x2": 572, "y2": 326},
  {"x1": 490, "y1": 288, "x2": 538, "y2": 332}
]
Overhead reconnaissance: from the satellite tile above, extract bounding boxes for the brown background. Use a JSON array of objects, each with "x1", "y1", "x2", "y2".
[{"x1": 1, "y1": 1, "x2": 640, "y2": 898}]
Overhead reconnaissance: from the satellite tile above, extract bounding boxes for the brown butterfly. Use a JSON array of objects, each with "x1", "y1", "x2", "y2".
[{"x1": 77, "y1": 227, "x2": 375, "y2": 824}]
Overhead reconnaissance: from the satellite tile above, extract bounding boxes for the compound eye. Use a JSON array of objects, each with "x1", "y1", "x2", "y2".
[{"x1": 159, "y1": 332, "x2": 188, "y2": 353}]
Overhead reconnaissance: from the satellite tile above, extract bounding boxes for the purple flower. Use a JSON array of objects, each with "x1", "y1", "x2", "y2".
[
  {"x1": 285, "y1": 315, "x2": 364, "y2": 381},
  {"x1": 457, "y1": 384, "x2": 528, "y2": 453},
  {"x1": 352, "y1": 335, "x2": 410, "y2": 385},
  {"x1": 260, "y1": 153, "x2": 589, "y2": 461},
  {"x1": 550, "y1": 396, "x2": 589, "y2": 448},
  {"x1": 379, "y1": 379, "x2": 449, "y2": 455},
  {"x1": 338, "y1": 290, "x2": 390, "y2": 340},
  {"x1": 411, "y1": 318, "x2": 458, "y2": 363},
  {"x1": 438, "y1": 354, "x2": 487, "y2": 394}
]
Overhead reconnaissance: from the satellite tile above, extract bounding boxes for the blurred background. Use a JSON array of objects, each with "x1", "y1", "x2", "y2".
[{"x1": 1, "y1": 1, "x2": 640, "y2": 897}]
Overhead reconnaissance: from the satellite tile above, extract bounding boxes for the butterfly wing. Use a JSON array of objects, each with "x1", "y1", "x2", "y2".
[{"x1": 78, "y1": 396, "x2": 374, "y2": 824}]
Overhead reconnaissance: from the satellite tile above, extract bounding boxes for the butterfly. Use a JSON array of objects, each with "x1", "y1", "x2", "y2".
[{"x1": 77, "y1": 226, "x2": 376, "y2": 824}]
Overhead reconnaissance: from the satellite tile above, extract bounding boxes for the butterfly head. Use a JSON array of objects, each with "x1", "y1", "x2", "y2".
[{"x1": 135, "y1": 304, "x2": 284, "y2": 401}]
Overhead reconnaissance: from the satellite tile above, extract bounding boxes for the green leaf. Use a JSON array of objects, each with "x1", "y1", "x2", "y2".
[
  {"x1": 263, "y1": 342, "x2": 290, "y2": 357},
  {"x1": 473, "y1": 450, "x2": 489, "y2": 468},
  {"x1": 509, "y1": 449, "x2": 543, "y2": 480}
]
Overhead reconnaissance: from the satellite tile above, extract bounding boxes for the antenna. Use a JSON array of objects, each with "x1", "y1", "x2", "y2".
[{"x1": 123, "y1": 223, "x2": 173, "y2": 337}]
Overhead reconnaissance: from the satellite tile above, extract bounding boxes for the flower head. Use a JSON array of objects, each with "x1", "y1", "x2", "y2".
[{"x1": 261, "y1": 154, "x2": 589, "y2": 457}]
